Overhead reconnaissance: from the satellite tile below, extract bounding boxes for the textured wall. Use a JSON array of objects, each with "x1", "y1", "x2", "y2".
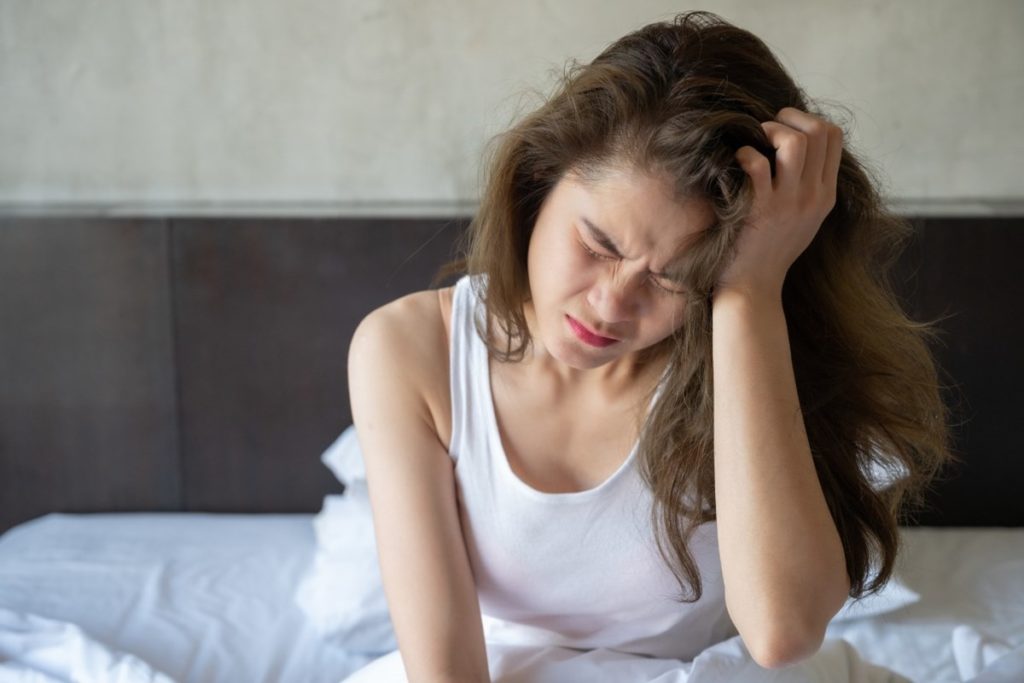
[{"x1": 1, "y1": 0, "x2": 1022, "y2": 209}]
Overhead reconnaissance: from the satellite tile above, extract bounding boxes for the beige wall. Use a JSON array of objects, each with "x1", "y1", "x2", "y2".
[{"x1": 1, "y1": 0, "x2": 1021, "y2": 213}]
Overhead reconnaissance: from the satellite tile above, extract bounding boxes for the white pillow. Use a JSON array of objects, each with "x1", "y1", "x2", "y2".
[
  {"x1": 295, "y1": 425, "x2": 396, "y2": 654},
  {"x1": 321, "y1": 424, "x2": 366, "y2": 486},
  {"x1": 295, "y1": 489, "x2": 396, "y2": 654}
]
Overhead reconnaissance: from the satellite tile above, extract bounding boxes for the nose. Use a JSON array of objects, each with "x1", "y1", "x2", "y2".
[{"x1": 586, "y1": 273, "x2": 642, "y2": 324}]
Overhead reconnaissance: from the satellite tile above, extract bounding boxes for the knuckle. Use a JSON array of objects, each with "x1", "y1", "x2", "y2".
[{"x1": 805, "y1": 119, "x2": 828, "y2": 137}]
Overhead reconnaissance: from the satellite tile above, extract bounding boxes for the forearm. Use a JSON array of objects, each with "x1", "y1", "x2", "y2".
[
  {"x1": 711, "y1": 287, "x2": 849, "y2": 664},
  {"x1": 367, "y1": 459, "x2": 492, "y2": 683}
]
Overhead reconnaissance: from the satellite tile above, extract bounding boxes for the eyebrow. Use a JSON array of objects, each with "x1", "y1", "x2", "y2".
[{"x1": 580, "y1": 217, "x2": 678, "y2": 279}]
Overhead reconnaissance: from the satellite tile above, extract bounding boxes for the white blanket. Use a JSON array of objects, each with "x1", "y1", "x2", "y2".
[
  {"x1": 343, "y1": 635, "x2": 912, "y2": 683},
  {"x1": 0, "y1": 608, "x2": 174, "y2": 683},
  {"x1": 952, "y1": 625, "x2": 1024, "y2": 683},
  {"x1": 6, "y1": 609, "x2": 1022, "y2": 683},
  {"x1": 3, "y1": 515, "x2": 1021, "y2": 683}
]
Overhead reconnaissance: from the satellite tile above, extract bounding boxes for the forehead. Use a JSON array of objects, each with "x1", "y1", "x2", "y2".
[{"x1": 553, "y1": 167, "x2": 713, "y2": 258}]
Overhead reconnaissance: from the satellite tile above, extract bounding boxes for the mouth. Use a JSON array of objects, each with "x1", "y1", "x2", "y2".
[{"x1": 565, "y1": 314, "x2": 619, "y2": 348}]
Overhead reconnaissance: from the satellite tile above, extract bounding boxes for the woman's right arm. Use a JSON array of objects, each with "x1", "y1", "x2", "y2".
[{"x1": 348, "y1": 296, "x2": 491, "y2": 683}]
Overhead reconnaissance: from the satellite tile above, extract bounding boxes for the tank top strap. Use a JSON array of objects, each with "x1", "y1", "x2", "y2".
[{"x1": 447, "y1": 273, "x2": 490, "y2": 465}]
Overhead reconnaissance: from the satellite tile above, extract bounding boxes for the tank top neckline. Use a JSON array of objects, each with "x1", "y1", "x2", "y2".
[
  {"x1": 457, "y1": 274, "x2": 666, "y2": 504},
  {"x1": 479, "y1": 355, "x2": 642, "y2": 503}
]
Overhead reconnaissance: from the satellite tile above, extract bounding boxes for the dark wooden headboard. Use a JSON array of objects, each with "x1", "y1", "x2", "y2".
[{"x1": 1, "y1": 214, "x2": 1021, "y2": 532}]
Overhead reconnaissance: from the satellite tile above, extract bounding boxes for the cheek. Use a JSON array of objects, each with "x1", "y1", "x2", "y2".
[
  {"x1": 646, "y1": 300, "x2": 688, "y2": 339},
  {"x1": 534, "y1": 236, "x2": 593, "y2": 292},
  {"x1": 668, "y1": 303, "x2": 689, "y2": 335},
  {"x1": 563, "y1": 234, "x2": 605, "y2": 282},
  {"x1": 566, "y1": 248, "x2": 596, "y2": 281}
]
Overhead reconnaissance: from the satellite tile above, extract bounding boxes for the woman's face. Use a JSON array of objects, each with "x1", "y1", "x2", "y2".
[{"x1": 526, "y1": 166, "x2": 713, "y2": 370}]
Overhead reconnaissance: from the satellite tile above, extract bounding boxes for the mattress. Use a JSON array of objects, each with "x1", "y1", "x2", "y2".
[{"x1": 0, "y1": 513, "x2": 1022, "y2": 683}]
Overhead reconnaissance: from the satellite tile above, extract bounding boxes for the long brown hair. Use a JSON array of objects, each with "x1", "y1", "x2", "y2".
[{"x1": 436, "y1": 10, "x2": 955, "y2": 602}]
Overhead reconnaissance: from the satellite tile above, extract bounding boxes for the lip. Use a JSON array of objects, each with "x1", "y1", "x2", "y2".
[{"x1": 565, "y1": 314, "x2": 619, "y2": 348}]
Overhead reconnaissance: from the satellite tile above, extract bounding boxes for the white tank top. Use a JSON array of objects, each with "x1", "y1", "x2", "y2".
[{"x1": 447, "y1": 274, "x2": 737, "y2": 661}]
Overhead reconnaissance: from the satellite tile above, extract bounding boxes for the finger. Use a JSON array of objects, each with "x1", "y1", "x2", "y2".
[
  {"x1": 735, "y1": 145, "x2": 772, "y2": 198},
  {"x1": 822, "y1": 124, "x2": 844, "y2": 189},
  {"x1": 760, "y1": 120, "x2": 806, "y2": 191},
  {"x1": 774, "y1": 107, "x2": 830, "y2": 187}
]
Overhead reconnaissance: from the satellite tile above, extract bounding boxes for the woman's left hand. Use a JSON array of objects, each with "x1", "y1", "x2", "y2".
[{"x1": 715, "y1": 107, "x2": 844, "y2": 301}]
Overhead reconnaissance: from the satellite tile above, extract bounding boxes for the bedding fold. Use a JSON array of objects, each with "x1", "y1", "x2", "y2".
[
  {"x1": 0, "y1": 607, "x2": 176, "y2": 683},
  {"x1": 344, "y1": 635, "x2": 912, "y2": 682},
  {"x1": 952, "y1": 625, "x2": 1024, "y2": 683}
]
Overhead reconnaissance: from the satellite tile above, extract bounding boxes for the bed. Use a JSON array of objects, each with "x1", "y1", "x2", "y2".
[
  {"x1": 1, "y1": 214, "x2": 1022, "y2": 682},
  {"x1": 1, "y1": 509, "x2": 1023, "y2": 681}
]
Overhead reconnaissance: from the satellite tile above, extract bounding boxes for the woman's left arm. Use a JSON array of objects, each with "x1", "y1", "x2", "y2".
[{"x1": 712, "y1": 107, "x2": 850, "y2": 669}]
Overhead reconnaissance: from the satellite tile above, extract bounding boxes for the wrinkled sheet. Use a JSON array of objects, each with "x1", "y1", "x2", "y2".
[
  {"x1": 0, "y1": 607, "x2": 175, "y2": 682},
  {"x1": 344, "y1": 635, "x2": 910, "y2": 683},
  {"x1": 2, "y1": 516, "x2": 1022, "y2": 683},
  {"x1": 0, "y1": 514, "x2": 373, "y2": 683},
  {"x1": 825, "y1": 528, "x2": 1024, "y2": 682},
  {"x1": 952, "y1": 625, "x2": 1024, "y2": 682}
]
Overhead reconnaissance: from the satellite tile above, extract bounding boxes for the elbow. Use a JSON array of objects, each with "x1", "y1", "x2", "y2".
[
  {"x1": 745, "y1": 621, "x2": 826, "y2": 670},
  {"x1": 732, "y1": 574, "x2": 849, "y2": 669}
]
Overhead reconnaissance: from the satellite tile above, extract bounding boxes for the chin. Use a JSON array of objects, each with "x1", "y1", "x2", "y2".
[
  {"x1": 550, "y1": 336, "x2": 617, "y2": 369},
  {"x1": 538, "y1": 309, "x2": 619, "y2": 368}
]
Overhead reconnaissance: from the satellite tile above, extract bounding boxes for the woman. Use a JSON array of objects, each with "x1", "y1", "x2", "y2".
[{"x1": 344, "y1": 10, "x2": 952, "y2": 682}]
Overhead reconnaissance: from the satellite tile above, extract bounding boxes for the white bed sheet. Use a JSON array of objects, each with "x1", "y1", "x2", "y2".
[
  {"x1": 0, "y1": 513, "x2": 373, "y2": 683},
  {"x1": 0, "y1": 514, "x2": 1021, "y2": 683},
  {"x1": 825, "y1": 527, "x2": 1024, "y2": 682}
]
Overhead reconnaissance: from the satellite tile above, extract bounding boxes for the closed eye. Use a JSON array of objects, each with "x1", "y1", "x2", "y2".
[
  {"x1": 578, "y1": 239, "x2": 685, "y2": 296},
  {"x1": 579, "y1": 239, "x2": 616, "y2": 261},
  {"x1": 650, "y1": 275, "x2": 687, "y2": 296}
]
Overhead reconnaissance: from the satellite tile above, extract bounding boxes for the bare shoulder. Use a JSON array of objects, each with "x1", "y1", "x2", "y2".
[
  {"x1": 350, "y1": 287, "x2": 454, "y2": 370},
  {"x1": 348, "y1": 286, "x2": 456, "y2": 448}
]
